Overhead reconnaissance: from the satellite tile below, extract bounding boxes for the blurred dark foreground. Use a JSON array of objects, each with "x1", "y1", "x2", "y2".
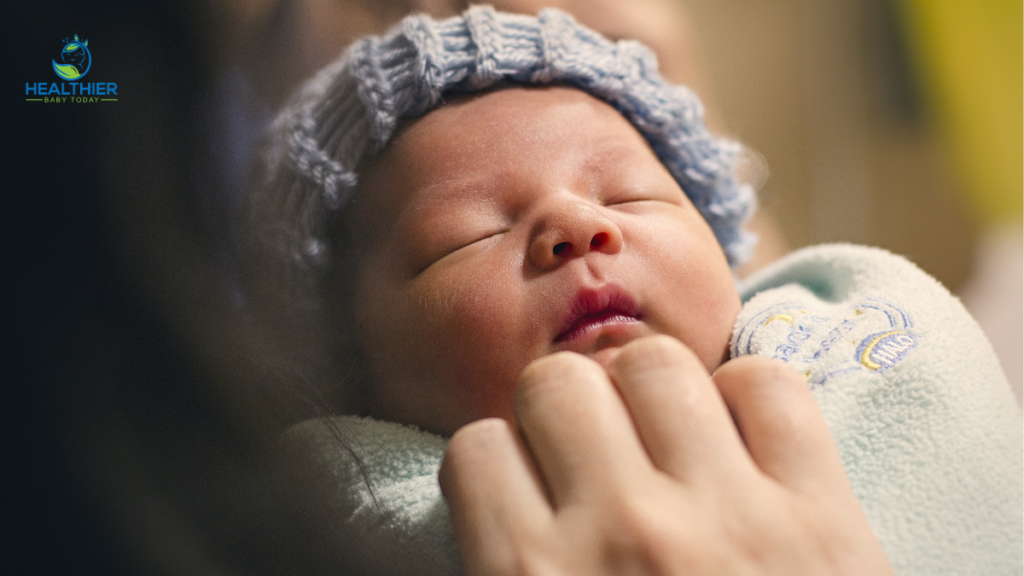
[{"x1": 5, "y1": 2, "x2": 356, "y2": 574}]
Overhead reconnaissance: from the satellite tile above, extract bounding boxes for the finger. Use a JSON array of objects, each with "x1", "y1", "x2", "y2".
[
  {"x1": 606, "y1": 335, "x2": 751, "y2": 482},
  {"x1": 439, "y1": 418, "x2": 552, "y2": 574},
  {"x1": 513, "y1": 351, "x2": 652, "y2": 506},
  {"x1": 713, "y1": 356, "x2": 849, "y2": 495}
]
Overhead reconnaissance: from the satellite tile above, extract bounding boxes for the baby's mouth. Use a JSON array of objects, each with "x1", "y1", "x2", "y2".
[
  {"x1": 555, "y1": 311, "x2": 642, "y2": 343},
  {"x1": 554, "y1": 286, "x2": 642, "y2": 344}
]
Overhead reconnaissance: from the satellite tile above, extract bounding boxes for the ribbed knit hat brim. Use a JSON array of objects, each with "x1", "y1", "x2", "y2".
[{"x1": 249, "y1": 6, "x2": 756, "y2": 304}]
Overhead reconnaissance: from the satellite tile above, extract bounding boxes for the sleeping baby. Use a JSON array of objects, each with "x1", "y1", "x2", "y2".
[{"x1": 244, "y1": 7, "x2": 1022, "y2": 576}]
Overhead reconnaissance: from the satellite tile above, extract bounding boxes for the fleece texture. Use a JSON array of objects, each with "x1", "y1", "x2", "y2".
[{"x1": 280, "y1": 244, "x2": 1023, "y2": 576}]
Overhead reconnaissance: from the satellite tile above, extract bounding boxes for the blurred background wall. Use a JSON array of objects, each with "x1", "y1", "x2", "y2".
[{"x1": 675, "y1": 0, "x2": 1021, "y2": 402}]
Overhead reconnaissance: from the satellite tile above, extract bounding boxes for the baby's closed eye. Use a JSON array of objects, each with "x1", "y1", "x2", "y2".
[
  {"x1": 601, "y1": 185, "x2": 687, "y2": 211},
  {"x1": 439, "y1": 228, "x2": 507, "y2": 259},
  {"x1": 413, "y1": 226, "x2": 508, "y2": 275}
]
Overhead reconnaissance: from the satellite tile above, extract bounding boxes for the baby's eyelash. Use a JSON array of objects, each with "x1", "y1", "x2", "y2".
[
  {"x1": 418, "y1": 229, "x2": 507, "y2": 274},
  {"x1": 456, "y1": 230, "x2": 506, "y2": 251},
  {"x1": 604, "y1": 197, "x2": 664, "y2": 207},
  {"x1": 603, "y1": 189, "x2": 685, "y2": 207}
]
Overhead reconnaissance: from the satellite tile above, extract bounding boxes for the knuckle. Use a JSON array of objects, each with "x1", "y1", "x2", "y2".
[
  {"x1": 726, "y1": 489, "x2": 807, "y2": 564},
  {"x1": 520, "y1": 351, "x2": 593, "y2": 382},
  {"x1": 755, "y1": 357, "x2": 805, "y2": 386},
  {"x1": 614, "y1": 334, "x2": 700, "y2": 373},
  {"x1": 506, "y1": 550, "x2": 556, "y2": 576},
  {"x1": 516, "y1": 352, "x2": 602, "y2": 401},
  {"x1": 440, "y1": 418, "x2": 518, "y2": 498},
  {"x1": 449, "y1": 418, "x2": 511, "y2": 453},
  {"x1": 716, "y1": 355, "x2": 805, "y2": 394},
  {"x1": 632, "y1": 333, "x2": 687, "y2": 355},
  {"x1": 469, "y1": 529, "x2": 559, "y2": 576},
  {"x1": 443, "y1": 418, "x2": 511, "y2": 471},
  {"x1": 603, "y1": 491, "x2": 688, "y2": 569}
]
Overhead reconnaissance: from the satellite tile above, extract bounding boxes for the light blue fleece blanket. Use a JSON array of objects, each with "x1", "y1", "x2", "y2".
[{"x1": 280, "y1": 244, "x2": 1023, "y2": 575}]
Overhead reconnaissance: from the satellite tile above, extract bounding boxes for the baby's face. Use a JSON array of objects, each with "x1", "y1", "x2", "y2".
[{"x1": 346, "y1": 86, "x2": 740, "y2": 435}]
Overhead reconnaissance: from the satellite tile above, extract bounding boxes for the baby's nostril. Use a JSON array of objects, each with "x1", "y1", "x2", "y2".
[
  {"x1": 553, "y1": 242, "x2": 571, "y2": 255},
  {"x1": 591, "y1": 232, "x2": 608, "y2": 248}
]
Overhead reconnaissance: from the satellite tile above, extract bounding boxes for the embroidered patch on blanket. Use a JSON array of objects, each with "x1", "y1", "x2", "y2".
[{"x1": 732, "y1": 296, "x2": 917, "y2": 388}]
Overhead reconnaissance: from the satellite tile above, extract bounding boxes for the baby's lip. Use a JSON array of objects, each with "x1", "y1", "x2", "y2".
[{"x1": 554, "y1": 285, "x2": 642, "y2": 344}]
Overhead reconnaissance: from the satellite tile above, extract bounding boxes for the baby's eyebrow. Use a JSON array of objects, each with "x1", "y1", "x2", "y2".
[
  {"x1": 409, "y1": 178, "x2": 497, "y2": 210},
  {"x1": 394, "y1": 178, "x2": 501, "y2": 231}
]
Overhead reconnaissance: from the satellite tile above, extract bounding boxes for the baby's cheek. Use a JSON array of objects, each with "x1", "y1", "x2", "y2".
[
  {"x1": 413, "y1": 268, "x2": 532, "y2": 421},
  {"x1": 636, "y1": 221, "x2": 739, "y2": 372},
  {"x1": 688, "y1": 286, "x2": 740, "y2": 370},
  {"x1": 672, "y1": 273, "x2": 739, "y2": 370}
]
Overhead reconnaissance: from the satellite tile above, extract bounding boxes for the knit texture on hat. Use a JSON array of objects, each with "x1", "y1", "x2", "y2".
[{"x1": 249, "y1": 6, "x2": 757, "y2": 303}]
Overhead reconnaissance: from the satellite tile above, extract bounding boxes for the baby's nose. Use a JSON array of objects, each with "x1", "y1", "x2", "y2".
[{"x1": 527, "y1": 198, "x2": 623, "y2": 270}]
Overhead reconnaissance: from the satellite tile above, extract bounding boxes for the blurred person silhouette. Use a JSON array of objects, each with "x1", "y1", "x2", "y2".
[{"x1": 8, "y1": 1, "x2": 377, "y2": 574}]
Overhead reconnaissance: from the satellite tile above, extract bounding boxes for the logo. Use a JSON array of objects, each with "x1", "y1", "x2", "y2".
[
  {"x1": 732, "y1": 296, "x2": 919, "y2": 388},
  {"x1": 25, "y1": 34, "x2": 119, "y2": 104},
  {"x1": 53, "y1": 34, "x2": 91, "y2": 81},
  {"x1": 856, "y1": 330, "x2": 917, "y2": 371}
]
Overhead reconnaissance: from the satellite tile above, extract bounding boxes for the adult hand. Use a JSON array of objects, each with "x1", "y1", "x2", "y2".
[{"x1": 439, "y1": 335, "x2": 894, "y2": 575}]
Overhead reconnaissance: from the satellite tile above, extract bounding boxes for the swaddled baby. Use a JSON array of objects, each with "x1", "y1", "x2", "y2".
[
  {"x1": 247, "y1": 7, "x2": 1021, "y2": 576},
  {"x1": 248, "y1": 5, "x2": 754, "y2": 434}
]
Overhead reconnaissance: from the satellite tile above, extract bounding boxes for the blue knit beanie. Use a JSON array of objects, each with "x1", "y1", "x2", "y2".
[{"x1": 251, "y1": 6, "x2": 757, "y2": 300}]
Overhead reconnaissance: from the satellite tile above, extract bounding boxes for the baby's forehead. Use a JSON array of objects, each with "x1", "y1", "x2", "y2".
[
  {"x1": 403, "y1": 85, "x2": 641, "y2": 137},
  {"x1": 363, "y1": 88, "x2": 658, "y2": 193},
  {"x1": 381, "y1": 86, "x2": 657, "y2": 181}
]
